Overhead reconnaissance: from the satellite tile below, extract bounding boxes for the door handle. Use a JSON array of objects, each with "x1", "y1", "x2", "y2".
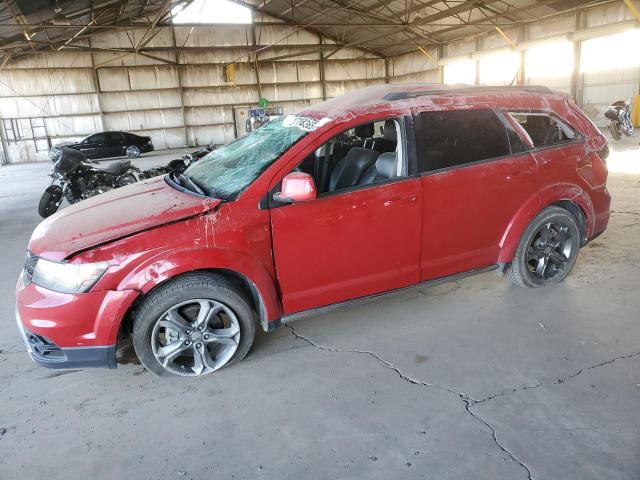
[{"x1": 383, "y1": 195, "x2": 417, "y2": 207}]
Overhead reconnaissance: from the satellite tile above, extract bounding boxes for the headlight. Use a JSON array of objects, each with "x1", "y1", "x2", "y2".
[{"x1": 32, "y1": 258, "x2": 109, "y2": 294}]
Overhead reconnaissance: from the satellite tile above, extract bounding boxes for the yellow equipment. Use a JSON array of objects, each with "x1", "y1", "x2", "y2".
[{"x1": 633, "y1": 95, "x2": 640, "y2": 127}]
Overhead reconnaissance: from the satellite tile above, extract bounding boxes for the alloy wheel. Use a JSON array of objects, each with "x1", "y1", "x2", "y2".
[
  {"x1": 151, "y1": 299, "x2": 240, "y2": 376},
  {"x1": 526, "y1": 221, "x2": 574, "y2": 281},
  {"x1": 126, "y1": 146, "x2": 140, "y2": 158}
]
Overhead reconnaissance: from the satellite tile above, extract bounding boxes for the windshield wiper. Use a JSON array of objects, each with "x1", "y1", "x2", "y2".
[
  {"x1": 172, "y1": 172, "x2": 206, "y2": 196},
  {"x1": 168, "y1": 172, "x2": 232, "y2": 201}
]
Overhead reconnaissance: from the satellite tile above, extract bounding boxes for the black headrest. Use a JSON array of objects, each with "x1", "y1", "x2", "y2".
[
  {"x1": 354, "y1": 123, "x2": 374, "y2": 139},
  {"x1": 383, "y1": 120, "x2": 397, "y2": 143},
  {"x1": 527, "y1": 115, "x2": 550, "y2": 129},
  {"x1": 375, "y1": 152, "x2": 396, "y2": 179}
]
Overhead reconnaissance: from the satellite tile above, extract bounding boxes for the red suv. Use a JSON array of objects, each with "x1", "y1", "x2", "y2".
[{"x1": 15, "y1": 84, "x2": 611, "y2": 377}]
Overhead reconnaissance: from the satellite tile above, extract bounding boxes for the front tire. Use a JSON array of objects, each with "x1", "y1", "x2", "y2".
[
  {"x1": 507, "y1": 206, "x2": 580, "y2": 288},
  {"x1": 133, "y1": 273, "x2": 255, "y2": 377},
  {"x1": 126, "y1": 145, "x2": 141, "y2": 158},
  {"x1": 38, "y1": 185, "x2": 63, "y2": 218}
]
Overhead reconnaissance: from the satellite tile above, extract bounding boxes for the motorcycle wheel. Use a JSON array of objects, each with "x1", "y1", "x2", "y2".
[
  {"x1": 610, "y1": 121, "x2": 622, "y2": 141},
  {"x1": 38, "y1": 185, "x2": 63, "y2": 218}
]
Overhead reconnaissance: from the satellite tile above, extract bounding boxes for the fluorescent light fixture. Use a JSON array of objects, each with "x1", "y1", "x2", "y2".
[{"x1": 172, "y1": 0, "x2": 252, "y2": 24}]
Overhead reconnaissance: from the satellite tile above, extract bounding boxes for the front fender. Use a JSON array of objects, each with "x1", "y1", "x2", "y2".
[
  {"x1": 116, "y1": 246, "x2": 282, "y2": 328},
  {"x1": 498, "y1": 183, "x2": 595, "y2": 264}
]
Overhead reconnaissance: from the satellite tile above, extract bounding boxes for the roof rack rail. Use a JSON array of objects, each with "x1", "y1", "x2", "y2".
[{"x1": 383, "y1": 85, "x2": 553, "y2": 101}]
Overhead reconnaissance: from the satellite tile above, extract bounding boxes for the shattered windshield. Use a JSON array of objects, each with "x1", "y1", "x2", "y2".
[{"x1": 184, "y1": 116, "x2": 319, "y2": 199}]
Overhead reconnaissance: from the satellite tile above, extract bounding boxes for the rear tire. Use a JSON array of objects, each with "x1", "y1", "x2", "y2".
[
  {"x1": 133, "y1": 273, "x2": 255, "y2": 377},
  {"x1": 38, "y1": 185, "x2": 63, "y2": 218},
  {"x1": 610, "y1": 121, "x2": 622, "y2": 141},
  {"x1": 507, "y1": 206, "x2": 580, "y2": 288},
  {"x1": 126, "y1": 145, "x2": 141, "y2": 158}
]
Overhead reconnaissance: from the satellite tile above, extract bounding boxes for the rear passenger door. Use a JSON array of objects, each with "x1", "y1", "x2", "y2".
[{"x1": 414, "y1": 108, "x2": 539, "y2": 280}]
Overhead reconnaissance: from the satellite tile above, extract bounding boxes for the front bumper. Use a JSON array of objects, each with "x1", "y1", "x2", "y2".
[
  {"x1": 15, "y1": 274, "x2": 138, "y2": 370},
  {"x1": 15, "y1": 306, "x2": 116, "y2": 369}
]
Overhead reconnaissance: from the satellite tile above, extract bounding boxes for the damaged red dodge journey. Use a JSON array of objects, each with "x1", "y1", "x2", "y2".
[{"x1": 15, "y1": 84, "x2": 611, "y2": 377}]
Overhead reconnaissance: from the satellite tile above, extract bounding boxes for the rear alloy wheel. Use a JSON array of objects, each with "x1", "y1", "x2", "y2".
[
  {"x1": 507, "y1": 206, "x2": 580, "y2": 288},
  {"x1": 126, "y1": 145, "x2": 141, "y2": 158},
  {"x1": 133, "y1": 273, "x2": 255, "y2": 377}
]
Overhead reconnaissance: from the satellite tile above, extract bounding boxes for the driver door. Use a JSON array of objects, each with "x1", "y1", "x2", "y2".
[{"x1": 269, "y1": 118, "x2": 423, "y2": 315}]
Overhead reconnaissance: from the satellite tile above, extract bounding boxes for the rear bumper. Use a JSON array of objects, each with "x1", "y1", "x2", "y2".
[
  {"x1": 591, "y1": 185, "x2": 611, "y2": 237},
  {"x1": 141, "y1": 143, "x2": 154, "y2": 153},
  {"x1": 15, "y1": 306, "x2": 116, "y2": 369}
]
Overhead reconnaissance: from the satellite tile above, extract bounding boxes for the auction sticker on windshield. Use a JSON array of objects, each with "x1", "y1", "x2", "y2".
[{"x1": 282, "y1": 115, "x2": 330, "y2": 132}]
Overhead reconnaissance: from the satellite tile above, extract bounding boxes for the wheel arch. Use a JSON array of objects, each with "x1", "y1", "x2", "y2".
[
  {"x1": 113, "y1": 247, "x2": 282, "y2": 346},
  {"x1": 551, "y1": 200, "x2": 588, "y2": 245},
  {"x1": 116, "y1": 266, "x2": 274, "y2": 352},
  {"x1": 498, "y1": 183, "x2": 595, "y2": 264}
]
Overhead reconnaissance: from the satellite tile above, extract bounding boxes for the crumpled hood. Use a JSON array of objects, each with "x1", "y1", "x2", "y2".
[{"x1": 29, "y1": 176, "x2": 221, "y2": 260}]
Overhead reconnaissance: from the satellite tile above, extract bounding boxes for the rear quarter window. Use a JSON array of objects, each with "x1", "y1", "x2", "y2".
[{"x1": 508, "y1": 112, "x2": 577, "y2": 148}]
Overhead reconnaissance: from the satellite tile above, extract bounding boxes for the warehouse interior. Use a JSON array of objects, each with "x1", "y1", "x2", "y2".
[
  {"x1": 1, "y1": 0, "x2": 639, "y2": 164},
  {"x1": 1, "y1": 1, "x2": 640, "y2": 479}
]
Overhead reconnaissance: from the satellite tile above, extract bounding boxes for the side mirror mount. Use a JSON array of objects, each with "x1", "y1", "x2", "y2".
[{"x1": 273, "y1": 172, "x2": 317, "y2": 205}]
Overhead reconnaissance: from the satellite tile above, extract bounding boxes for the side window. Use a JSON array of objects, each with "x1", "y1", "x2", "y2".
[
  {"x1": 290, "y1": 118, "x2": 404, "y2": 195},
  {"x1": 105, "y1": 132, "x2": 121, "y2": 143},
  {"x1": 508, "y1": 112, "x2": 576, "y2": 148},
  {"x1": 86, "y1": 133, "x2": 105, "y2": 143},
  {"x1": 415, "y1": 109, "x2": 511, "y2": 173}
]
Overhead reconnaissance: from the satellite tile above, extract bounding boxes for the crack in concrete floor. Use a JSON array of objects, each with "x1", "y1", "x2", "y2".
[
  {"x1": 286, "y1": 325, "x2": 534, "y2": 479},
  {"x1": 287, "y1": 325, "x2": 640, "y2": 480},
  {"x1": 473, "y1": 349, "x2": 640, "y2": 405}
]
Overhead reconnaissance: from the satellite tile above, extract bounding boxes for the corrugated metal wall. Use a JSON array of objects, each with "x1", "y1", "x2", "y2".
[
  {"x1": 0, "y1": 13, "x2": 387, "y2": 163},
  {"x1": 389, "y1": 3, "x2": 640, "y2": 129},
  {"x1": 1, "y1": 3, "x2": 639, "y2": 163}
]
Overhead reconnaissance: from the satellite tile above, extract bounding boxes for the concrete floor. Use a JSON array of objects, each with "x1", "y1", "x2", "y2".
[{"x1": 0, "y1": 141, "x2": 639, "y2": 480}]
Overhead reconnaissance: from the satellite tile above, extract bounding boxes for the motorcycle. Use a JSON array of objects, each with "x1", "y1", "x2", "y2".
[
  {"x1": 138, "y1": 144, "x2": 214, "y2": 179},
  {"x1": 38, "y1": 144, "x2": 215, "y2": 218},
  {"x1": 38, "y1": 147, "x2": 141, "y2": 218},
  {"x1": 604, "y1": 99, "x2": 634, "y2": 141}
]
